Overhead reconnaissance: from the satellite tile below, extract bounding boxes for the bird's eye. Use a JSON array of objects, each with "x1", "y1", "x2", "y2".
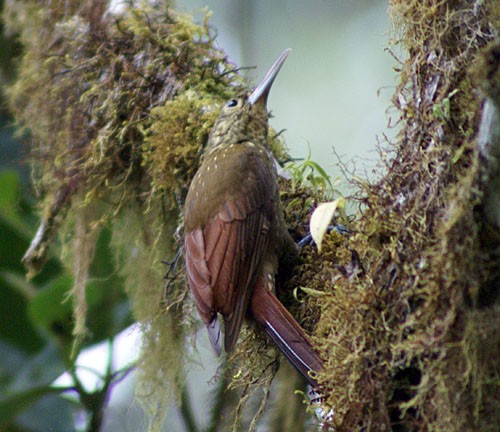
[{"x1": 226, "y1": 98, "x2": 238, "y2": 108}]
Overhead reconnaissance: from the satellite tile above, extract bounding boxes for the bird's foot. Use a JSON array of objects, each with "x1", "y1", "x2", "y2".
[
  {"x1": 297, "y1": 224, "x2": 348, "y2": 248},
  {"x1": 307, "y1": 386, "x2": 335, "y2": 427}
]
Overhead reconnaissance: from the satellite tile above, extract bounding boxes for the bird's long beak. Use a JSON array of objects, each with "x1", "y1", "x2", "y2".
[{"x1": 249, "y1": 48, "x2": 291, "y2": 106}]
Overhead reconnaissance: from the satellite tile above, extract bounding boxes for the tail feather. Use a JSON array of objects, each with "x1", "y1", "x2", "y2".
[
  {"x1": 250, "y1": 280, "x2": 323, "y2": 388},
  {"x1": 207, "y1": 316, "x2": 222, "y2": 357}
]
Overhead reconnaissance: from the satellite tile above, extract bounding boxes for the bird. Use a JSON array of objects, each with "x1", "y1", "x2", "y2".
[{"x1": 183, "y1": 49, "x2": 322, "y2": 387}]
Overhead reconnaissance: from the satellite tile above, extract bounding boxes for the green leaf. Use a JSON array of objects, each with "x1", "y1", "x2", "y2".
[
  {"x1": 0, "y1": 214, "x2": 32, "y2": 275},
  {"x1": 0, "y1": 170, "x2": 19, "y2": 209},
  {"x1": 0, "y1": 271, "x2": 44, "y2": 352},
  {"x1": 0, "y1": 340, "x2": 26, "y2": 388},
  {"x1": 0, "y1": 339, "x2": 73, "y2": 429},
  {"x1": 8, "y1": 345, "x2": 67, "y2": 391},
  {"x1": 27, "y1": 275, "x2": 74, "y2": 343},
  {"x1": 0, "y1": 385, "x2": 71, "y2": 428},
  {"x1": 15, "y1": 390, "x2": 75, "y2": 431}
]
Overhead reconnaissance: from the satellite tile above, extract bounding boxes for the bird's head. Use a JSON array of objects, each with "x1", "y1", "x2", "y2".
[{"x1": 205, "y1": 49, "x2": 291, "y2": 153}]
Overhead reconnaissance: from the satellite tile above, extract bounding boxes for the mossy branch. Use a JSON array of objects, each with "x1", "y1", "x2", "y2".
[
  {"x1": 301, "y1": 1, "x2": 499, "y2": 430},
  {"x1": 4, "y1": 0, "x2": 247, "y2": 428},
  {"x1": 4, "y1": 0, "x2": 500, "y2": 431}
]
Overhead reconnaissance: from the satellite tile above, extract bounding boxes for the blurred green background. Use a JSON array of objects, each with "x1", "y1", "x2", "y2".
[{"x1": 0, "y1": 0, "x2": 394, "y2": 430}]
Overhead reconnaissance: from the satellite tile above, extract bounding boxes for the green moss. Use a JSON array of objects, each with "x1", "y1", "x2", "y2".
[
  {"x1": 295, "y1": 1, "x2": 500, "y2": 430},
  {"x1": 4, "y1": 0, "x2": 296, "y2": 427},
  {"x1": 7, "y1": 0, "x2": 499, "y2": 430},
  {"x1": 3, "y1": 0, "x2": 248, "y2": 427},
  {"x1": 143, "y1": 94, "x2": 221, "y2": 203}
]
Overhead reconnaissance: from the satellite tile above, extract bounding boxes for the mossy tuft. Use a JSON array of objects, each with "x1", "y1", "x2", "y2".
[
  {"x1": 291, "y1": 1, "x2": 500, "y2": 430},
  {"x1": 3, "y1": 0, "x2": 249, "y2": 427}
]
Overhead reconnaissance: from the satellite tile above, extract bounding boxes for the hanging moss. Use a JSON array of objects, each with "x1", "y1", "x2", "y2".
[
  {"x1": 5, "y1": 0, "x2": 499, "y2": 431},
  {"x1": 3, "y1": 0, "x2": 252, "y2": 428}
]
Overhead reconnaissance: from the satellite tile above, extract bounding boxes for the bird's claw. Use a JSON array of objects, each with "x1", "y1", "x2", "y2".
[{"x1": 297, "y1": 224, "x2": 348, "y2": 248}]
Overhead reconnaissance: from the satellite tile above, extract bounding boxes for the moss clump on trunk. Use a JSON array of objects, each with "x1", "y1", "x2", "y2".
[
  {"x1": 5, "y1": 0, "x2": 499, "y2": 431},
  {"x1": 297, "y1": 1, "x2": 499, "y2": 430}
]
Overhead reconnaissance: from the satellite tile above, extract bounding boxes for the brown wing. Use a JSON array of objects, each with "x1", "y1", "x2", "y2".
[
  {"x1": 184, "y1": 144, "x2": 276, "y2": 354},
  {"x1": 185, "y1": 228, "x2": 222, "y2": 353}
]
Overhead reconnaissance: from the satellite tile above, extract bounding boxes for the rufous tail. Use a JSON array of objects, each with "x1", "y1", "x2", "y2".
[{"x1": 249, "y1": 280, "x2": 323, "y2": 388}]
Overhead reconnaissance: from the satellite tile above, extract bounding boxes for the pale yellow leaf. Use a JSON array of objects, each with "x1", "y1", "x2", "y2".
[{"x1": 309, "y1": 198, "x2": 344, "y2": 252}]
